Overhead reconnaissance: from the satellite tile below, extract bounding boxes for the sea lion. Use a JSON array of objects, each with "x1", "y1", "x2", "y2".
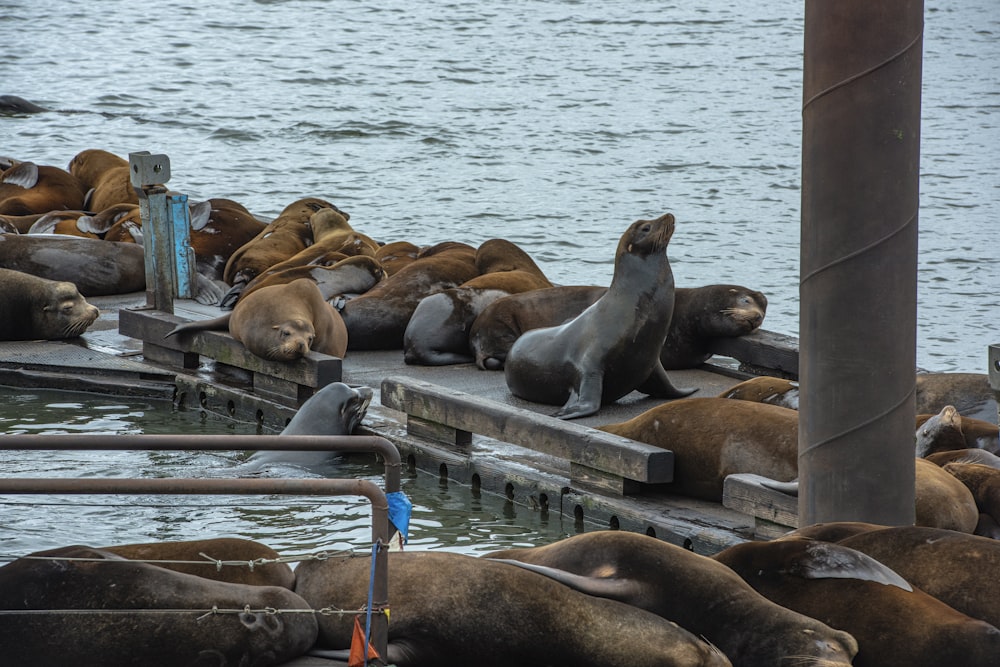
[
  {"x1": 294, "y1": 550, "x2": 732, "y2": 667},
  {"x1": 0, "y1": 545, "x2": 317, "y2": 667},
  {"x1": 505, "y1": 214, "x2": 695, "y2": 419},
  {"x1": 780, "y1": 521, "x2": 888, "y2": 542},
  {"x1": 915, "y1": 372, "x2": 997, "y2": 422},
  {"x1": 0, "y1": 268, "x2": 100, "y2": 340},
  {"x1": 914, "y1": 457, "x2": 979, "y2": 533},
  {"x1": 0, "y1": 94, "x2": 48, "y2": 114},
  {"x1": 941, "y1": 462, "x2": 1000, "y2": 527},
  {"x1": 487, "y1": 530, "x2": 859, "y2": 667},
  {"x1": 653, "y1": 284, "x2": 767, "y2": 370},
  {"x1": 25, "y1": 210, "x2": 102, "y2": 237},
  {"x1": 167, "y1": 278, "x2": 348, "y2": 361},
  {"x1": 340, "y1": 241, "x2": 479, "y2": 350},
  {"x1": 835, "y1": 525, "x2": 1000, "y2": 627},
  {"x1": 713, "y1": 538, "x2": 1000, "y2": 667},
  {"x1": 237, "y1": 254, "x2": 384, "y2": 305},
  {"x1": 0, "y1": 233, "x2": 145, "y2": 296},
  {"x1": 597, "y1": 397, "x2": 798, "y2": 501},
  {"x1": 925, "y1": 447, "x2": 1000, "y2": 469},
  {"x1": 222, "y1": 197, "x2": 342, "y2": 291},
  {"x1": 101, "y1": 537, "x2": 295, "y2": 588},
  {"x1": 916, "y1": 405, "x2": 999, "y2": 455},
  {"x1": 66, "y1": 148, "x2": 137, "y2": 212},
  {"x1": 717, "y1": 376, "x2": 800, "y2": 409},
  {"x1": 469, "y1": 284, "x2": 607, "y2": 370},
  {"x1": 374, "y1": 240, "x2": 421, "y2": 275},
  {"x1": 244, "y1": 382, "x2": 373, "y2": 470},
  {"x1": 0, "y1": 161, "x2": 87, "y2": 215}
]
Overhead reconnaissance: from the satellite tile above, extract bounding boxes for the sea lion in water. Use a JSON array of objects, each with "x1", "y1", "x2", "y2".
[
  {"x1": 294, "y1": 549, "x2": 732, "y2": 667},
  {"x1": 597, "y1": 397, "x2": 799, "y2": 501},
  {"x1": 167, "y1": 278, "x2": 348, "y2": 361},
  {"x1": 0, "y1": 545, "x2": 318, "y2": 667},
  {"x1": 487, "y1": 530, "x2": 859, "y2": 667},
  {"x1": 0, "y1": 268, "x2": 100, "y2": 340},
  {"x1": 713, "y1": 537, "x2": 1000, "y2": 667},
  {"x1": 504, "y1": 214, "x2": 695, "y2": 419}
]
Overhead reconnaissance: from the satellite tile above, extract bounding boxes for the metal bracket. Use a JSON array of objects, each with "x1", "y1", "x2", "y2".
[{"x1": 128, "y1": 151, "x2": 171, "y2": 192}]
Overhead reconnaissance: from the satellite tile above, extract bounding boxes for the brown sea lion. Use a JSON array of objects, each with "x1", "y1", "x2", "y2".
[
  {"x1": 0, "y1": 233, "x2": 145, "y2": 296},
  {"x1": 0, "y1": 212, "x2": 46, "y2": 233},
  {"x1": 374, "y1": 240, "x2": 421, "y2": 275},
  {"x1": 66, "y1": 148, "x2": 136, "y2": 212},
  {"x1": 294, "y1": 549, "x2": 732, "y2": 667},
  {"x1": 167, "y1": 278, "x2": 348, "y2": 361},
  {"x1": 0, "y1": 161, "x2": 87, "y2": 215},
  {"x1": 713, "y1": 537, "x2": 1000, "y2": 667},
  {"x1": 222, "y1": 197, "x2": 342, "y2": 289},
  {"x1": 340, "y1": 241, "x2": 479, "y2": 350},
  {"x1": 780, "y1": 521, "x2": 888, "y2": 542},
  {"x1": 24, "y1": 210, "x2": 102, "y2": 237},
  {"x1": 469, "y1": 284, "x2": 607, "y2": 370},
  {"x1": 0, "y1": 545, "x2": 317, "y2": 667},
  {"x1": 487, "y1": 530, "x2": 859, "y2": 667},
  {"x1": 101, "y1": 537, "x2": 295, "y2": 588},
  {"x1": 941, "y1": 462, "x2": 1000, "y2": 527},
  {"x1": 836, "y1": 525, "x2": 1000, "y2": 627},
  {"x1": 925, "y1": 448, "x2": 1000, "y2": 469},
  {"x1": 914, "y1": 457, "x2": 979, "y2": 533},
  {"x1": 505, "y1": 214, "x2": 695, "y2": 419},
  {"x1": 0, "y1": 268, "x2": 100, "y2": 340},
  {"x1": 598, "y1": 397, "x2": 798, "y2": 501},
  {"x1": 237, "y1": 254, "x2": 384, "y2": 305},
  {"x1": 717, "y1": 376, "x2": 800, "y2": 409},
  {"x1": 915, "y1": 372, "x2": 997, "y2": 422}
]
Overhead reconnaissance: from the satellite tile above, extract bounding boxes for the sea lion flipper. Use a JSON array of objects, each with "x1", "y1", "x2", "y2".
[
  {"x1": 641, "y1": 364, "x2": 697, "y2": 399},
  {"x1": 553, "y1": 375, "x2": 602, "y2": 420},
  {"x1": 164, "y1": 313, "x2": 232, "y2": 338},
  {"x1": 489, "y1": 559, "x2": 644, "y2": 603}
]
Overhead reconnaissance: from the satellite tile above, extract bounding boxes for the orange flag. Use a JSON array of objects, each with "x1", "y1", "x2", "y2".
[{"x1": 348, "y1": 615, "x2": 381, "y2": 667}]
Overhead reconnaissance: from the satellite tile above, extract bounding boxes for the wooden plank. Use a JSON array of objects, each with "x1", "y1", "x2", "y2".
[
  {"x1": 722, "y1": 473, "x2": 799, "y2": 530},
  {"x1": 119, "y1": 308, "x2": 342, "y2": 388},
  {"x1": 709, "y1": 329, "x2": 799, "y2": 378},
  {"x1": 380, "y1": 377, "x2": 673, "y2": 484}
]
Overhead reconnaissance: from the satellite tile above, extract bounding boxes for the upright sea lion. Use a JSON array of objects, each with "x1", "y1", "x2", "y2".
[
  {"x1": 0, "y1": 268, "x2": 100, "y2": 340},
  {"x1": 713, "y1": 538, "x2": 1000, "y2": 667},
  {"x1": 0, "y1": 545, "x2": 317, "y2": 667},
  {"x1": 294, "y1": 550, "x2": 732, "y2": 667},
  {"x1": 0, "y1": 233, "x2": 145, "y2": 296},
  {"x1": 66, "y1": 148, "x2": 136, "y2": 212},
  {"x1": 836, "y1": 525, "x2": 1000, "y2": 627},
  {"x1": 101, "y1": 537, "x2": 295, "y2": 588},
  {"x1": 0, "y1": 161, "x2": 87, "y2": 215},
  {"x1": 597, "y1": 397, "x2": 799, "y2": 501},
  {"x1": 167, "y1": 278, "x2": 348, "y2": 361},
  {"x1": 340, "y1": 241, "x2": 479, "y2": 350},
  {"x1": 505, "y1": 214, "x2": 694, "y2": 419},
  {"x1": 487, "y1": 530, "x2": 859, "y2": 667}
]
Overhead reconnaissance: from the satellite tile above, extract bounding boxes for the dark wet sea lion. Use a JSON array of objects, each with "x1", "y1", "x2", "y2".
[
  {"x1": 487, "y1": 530, "x2": 858, "y2": 667},
  {"x1": 915, "y1": 372, "x2": 997, "y2": 422},
  {"x1": 0, "y1": 161, "x2": 87, "y2": 215},
  {"x1": 836, "y1": 525, "x2": 1000, "y2": 627},
  {"x1": 101, "y1": 537, "x2": 295, "y2": 588},
  {"x1": 0, "y1": 268, "x2": 100, "y2": 340},
  {"x1": 0, "y1": 94, "x2": 48, "y2": 114},
  {"x1": 340, "y1": 241, "x2": 479, "y2": 350},
  {"x1": 505, "y1": 214, "x2": 695, "y2": 418},
  {"x1": 713, "y1": 538, "x2": 1000, "y2": 667},
  {"x1": 780, "y1": 521, "x2": 888, "y2": 542},
  {"x1": 0, "y1": 545, "x2": 317, "y2": 667},
  {"x1": 294, "y1": 549, "x2": 732, "y2": 667},
  {"x1": 0, "y1": 233, "x2": 145, "y2": 296},
  {"x1": 245, "y1": 382, "x2": 373, "y2": 470},
  {"x1": 167, "y1": 278, "x2": 348, "y2": 361},
  {"x1": 916, "y1": 405, "x2": 999, "y2": 455},
  {"x1": 597, "y1": 397, "x2": 798, "y2": 501}
]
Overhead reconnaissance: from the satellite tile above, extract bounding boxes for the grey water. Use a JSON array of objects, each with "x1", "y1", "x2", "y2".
[{"x1": 0, "y1": 1, "x2": 997, "y2": 557}]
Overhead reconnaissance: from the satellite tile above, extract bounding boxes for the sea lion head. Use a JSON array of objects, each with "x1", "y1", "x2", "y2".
[
  {"x1": 41, "y1": 282, "x2": 100, "y2": 339},
  {"x1": 266, "y1": 318, "x2": 315, "y2": 361},
  {"x1": 619, "y1": 212, "x2": 676, "y2": 259}
]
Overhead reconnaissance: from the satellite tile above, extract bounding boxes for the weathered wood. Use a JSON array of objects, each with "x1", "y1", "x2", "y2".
[
  {"x1": 119, "y1": 308, "x2": 342, "y2": 389},
  {"x1": 722, "y1": 473, "x2": 799, "y2": 534},
  {"x1": 407, "y1": 415, "x2": 472, "y2": 451},
  {"x1": 709, "y1": 329, "x2": 799, "y2": 379},
  {"x1": 570, "y1": 461, "x2": 641, "y2": 496},
  {"x1": 380, "y1": 377, "x2": 673, "y2": 486}
]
